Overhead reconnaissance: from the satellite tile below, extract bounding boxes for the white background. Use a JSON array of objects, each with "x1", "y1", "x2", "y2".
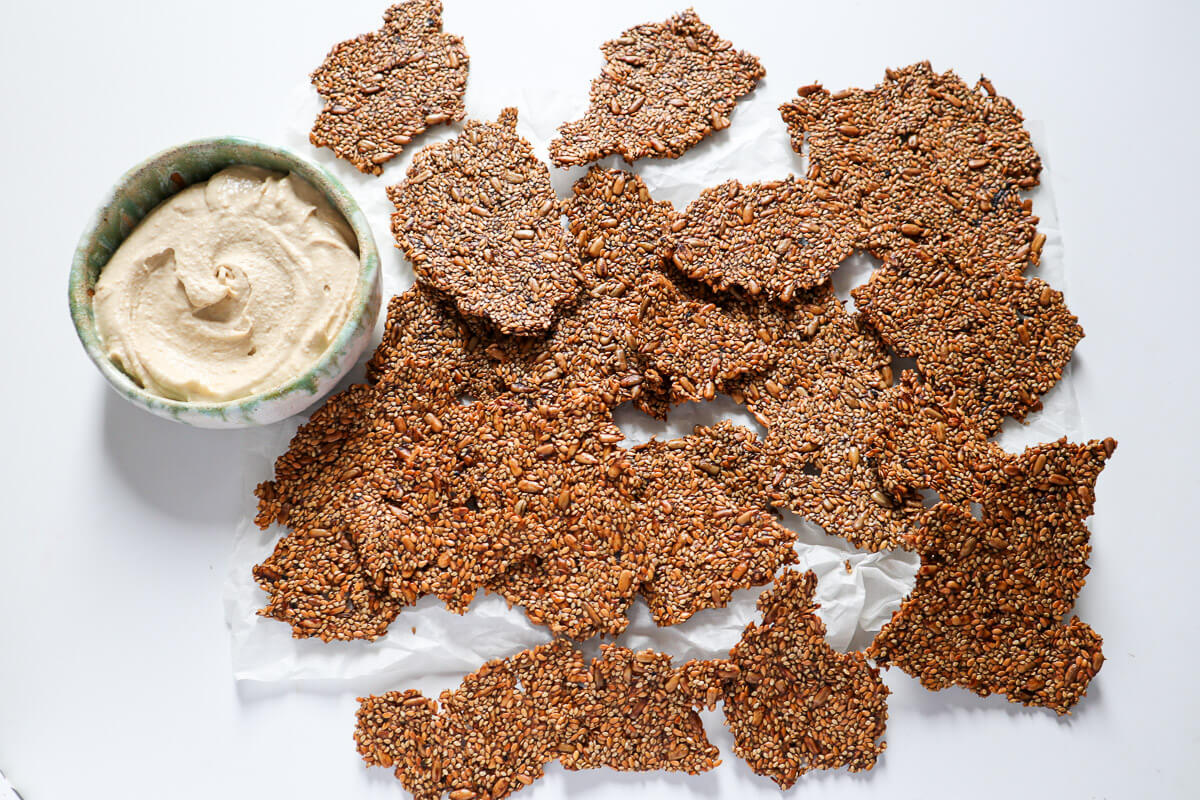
[{"x1": 2, "y1": 0, "x2": 1198, "y2": 798}]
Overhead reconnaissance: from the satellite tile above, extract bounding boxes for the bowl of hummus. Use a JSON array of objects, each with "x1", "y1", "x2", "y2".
[{"x1": 69, "y1": 137, "x2": 381, "y2": 428}]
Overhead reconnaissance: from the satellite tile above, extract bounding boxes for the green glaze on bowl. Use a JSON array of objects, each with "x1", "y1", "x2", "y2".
[{"x1": 69, "y1": 137, "x2": 381, "y2": 429}]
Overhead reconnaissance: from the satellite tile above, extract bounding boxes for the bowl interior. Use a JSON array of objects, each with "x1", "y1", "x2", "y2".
[{"x1": 69, "y1": 137, "x2": 380, "y2": 426}]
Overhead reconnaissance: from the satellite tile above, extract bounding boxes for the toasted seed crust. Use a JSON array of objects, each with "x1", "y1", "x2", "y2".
[
  {"x1": 550, "y1": 10, "x2": 764, "y2": 167},
  {"x1": 390, "y1": 108, "x2": 580, "y2": 334},
  {"x1": 354, "y1": 641, "x2": 721, "y2": 800},
  {"x1": 781, "y1": 62, "x2": 1041, "y2": 269},
  {"x1": 622, "y1": 444, "x2": 797, "y2": 626},
  {"x1": 853, "y1": 245, "x2": 1083, "y2": 433},
  {"x1": 366, "y1": 284, "x2": 506, "y2": 397},
  {"x1": 309, "y1": 1, "x2": 468, "y2": 175},
  {"x1": 869, "y1": 438, "x2": 1116, "y2": 714},
  {"x1": 722, "y1": 570, "x2": 890, "y2": 788},
  {"x1": 669, "y1": 177, "x2": 859, "y2": 301}
]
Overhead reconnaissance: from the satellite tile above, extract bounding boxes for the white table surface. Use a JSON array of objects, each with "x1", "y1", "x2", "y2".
[{"x1": 2, "y1": 0, "x2": 1198, "y2": 797}]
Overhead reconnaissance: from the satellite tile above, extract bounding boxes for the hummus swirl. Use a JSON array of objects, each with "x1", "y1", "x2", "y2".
[{"x1": 94, "y1": 166, "x2": 360, "y2": 402}]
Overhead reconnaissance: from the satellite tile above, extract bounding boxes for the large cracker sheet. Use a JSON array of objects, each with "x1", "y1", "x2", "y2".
[{"x1": 224, "y1": 77, "x2": 1081, "y2": 687}]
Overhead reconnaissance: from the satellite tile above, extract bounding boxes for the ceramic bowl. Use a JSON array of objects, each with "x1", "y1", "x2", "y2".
[{"x1": 68, "y1": 137, "x2": 381, "y2": 429}]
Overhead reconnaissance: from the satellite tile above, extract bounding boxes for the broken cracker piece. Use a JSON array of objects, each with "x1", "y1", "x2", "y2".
[
  {"x1": 781, "y1": 61, "x2": 1041, "y2": 270},
  {"x1": 355, "y1": 641, "x2": 720, "y2": 799},
  {"x1": 310, "y1": 1, "x2": 468, "y2": 175},
  {"x1": 670, "y1": 176, "x2": 859, "y2": 301},
  {"x1": 723, "y1": 570, "x2": 890, "y2": 788},
  {"x1": 761, "y1": 374, "x2": 926, "y2": 552},
  {"x1": 366, "y1": 283, "x2": 506, "y2": 398},
  {"x1": 622, "y1": 443, "x2": 797, "y2": 626},
  {"x1": 550, "y1": 9, "x2": 764, "y2": 167},
  {"x1": 869, "y1": 437, "x2": 1116, "y2": 714},
  {"x1": 853, "y1": 245, "x2": 1082, "y2": 433},
  {"x1": 254, "y1": 527, "x2": 400, "y2": 642},
  {"x1": 390, "y1": 108, "x2": 579, "y2": 334}
]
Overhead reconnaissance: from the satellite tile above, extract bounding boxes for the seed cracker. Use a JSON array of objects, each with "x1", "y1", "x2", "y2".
[
  {"x1": 723, "y1": 570, "x2": 890, "y2": 788},
  {"x1": 310, "y1": 1, "x2": 469, "y2": 175},
  {"x1": 781, "y1": 61, "x2": 1042, "y2": 270},
  {"x1": 470, "y1": 393, "x2": 652, "y2": 638},
  {"x1": 565, "y1": 167, "x2": 773, "y2": 409},
  {"x1": 622, "y1": 444, "x2": 797, "y2": 626},
  {"x1": 873, "y1": 371, "x2": 1008, "y2": 505},
  {"x1": 670, "y1": 177, "x2": 859, "y2": 301},
  {"x1": 637, "y1": 421, "x2": 773, "y2": 510},
  {"x1": 558, "y1": 645, "x2": 721, "y2": 773},
  {"x1": 853, "y1": 245, "x2": 1083, "y2": 433},
  {"x1": 549, "y1": 10, "x2": 764, "y2": 167},
  {"x1": 365, "y1": 284, "x2": 505, "y2": 399},
  {"x1": 869, "y1": 437, "x2": 1117, "y2": 714},
  {"x1": 486, "y1": 168, "x2": 771, "y2": 417},
  {"x1": 760, "y1": 374, "x2": 926, "y2": 552},
  {"x1": 390, "y1": 108, "x2": 579, "y2": 334},
  {"x1": 254, "y1": 528, "x2": 401, "y2": 642},
  {"x1": 355, "y1": 641, "x2": 720, "y2": 800},
  {"x1": 721, "y1": 285, "x2": 891, "y2": 417}
]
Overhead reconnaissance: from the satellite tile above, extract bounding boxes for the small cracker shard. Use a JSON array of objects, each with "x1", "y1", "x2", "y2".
[
  {"x1": 254, "y1": 528, "x2": 400, "y2": 642},
  {"x1": 873, "y1": 371, "x2": 1009, "y2": 505},
  {"x1": 366, "y1": 283, "x2": 505, "y2": 398},
  {"x1": 723, "y1": 570, "x2": 890, "y2": 788},
  {"x1": 761, "y1": 374, "x2": 926, "y2": 553},
  {"x1": 549, "y1": 9, "x2": 764, "y2": 167},
  {"x1": 670, "y1": 177, "x2": 859, "y2": 302},
  {"x1": 560, "y1": 645, "x2": 721, "y2": 773},
  {"x1": 781, "y1": 61, "x2": 1042, "y2": 269},
  {"x1": 390, "y1": 108, "x2": 580, "y2": 334},
  {"x1": 354, "y1": 641, "x2": 720, "y2": 800},
  {"x1": 623, "y1": 442, "x2": 797, "y2": 627},
  {"x1": 310, "y1": 1, "x2": 468, "y2": 175},
  {"x1": 853, "y1": 245, "x2": 1082, "y2": 433},
  {"x1": 869, "y1": 437, "x2": 1117, "y2": 714}
]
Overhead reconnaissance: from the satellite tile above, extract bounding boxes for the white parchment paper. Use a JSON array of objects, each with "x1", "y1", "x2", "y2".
[{"x1": 224, "y1": 79, "x2": 1080, "y2": 685}]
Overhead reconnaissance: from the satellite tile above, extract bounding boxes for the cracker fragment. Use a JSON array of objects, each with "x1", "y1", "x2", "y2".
[
  {"x1": 550, "y1": 10, "x2": 764, "y2": 167},
  {"x1": 760, "y1": 374, "x2": 926, "y2": 552},
  {"x1": 471, "y1": 393, "x2": 651, "y2": 638},
  {"x1": 559, "y1": 645, "x2": 721, "y2": 773},
  {"x1": 365, "y1": 284, "x2": 505, "y2": 398},
  {"x1": 722, "y1": 570, "x2": 890, "y2": 788},
  {"x1": 253, "y1": 528, "x2": 400, "y2": 642},
  {"x1": 853, "y1": 246, "x2": 1082, "y2": 433},
  {"x1": 670, "y1": 177, "x2": 859, "y2": 301},
  {"x1": 637, "y1": 421, "x2": 773, "y2": 509},
  {"x1": 721, "y1": 285, "x2": 891, "y2": 416},
  {"x1": 869, "y1": 437, "x2": 1117, "y2": 714},
  {"x1": 873, "y1": 371, "x2": 1008, "y2": 505},
  {"x1": 355, "y1": 641, "x2": 720, "y2": 800},
  {"x1": 781, "y1": 61, "x2": 1041, "y2": 269},
  {"x1": 390, "y1": 108, "x2": 579, "y2": 334},
  {"x1": 255, "y1": 360, "x2": 793, "y2": 639},
  {"x1": 622, "y1": 444, "x2": 797, "y2": 626},
  {"x1": 310, "y1": 1, "x2": 468, "y2": 175}
]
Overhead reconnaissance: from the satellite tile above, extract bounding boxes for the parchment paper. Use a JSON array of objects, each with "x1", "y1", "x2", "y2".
[{"x1": 224, "y1": 78, "x2": 1080, "y2": 685}]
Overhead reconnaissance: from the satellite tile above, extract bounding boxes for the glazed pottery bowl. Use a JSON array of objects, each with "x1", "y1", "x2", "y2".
[{"x1": 68, "y1": 137, "x2": 381, "y2": 428}]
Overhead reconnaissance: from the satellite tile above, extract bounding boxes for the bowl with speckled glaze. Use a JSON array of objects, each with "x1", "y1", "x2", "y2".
[{"x1": 69, "y1": 137, "x2": 381, "y2": 428}]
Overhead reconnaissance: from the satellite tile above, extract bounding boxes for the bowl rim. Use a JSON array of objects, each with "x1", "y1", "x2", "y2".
[{"x1": 68, "y1": 135, "x2": 380, "y2": 421}]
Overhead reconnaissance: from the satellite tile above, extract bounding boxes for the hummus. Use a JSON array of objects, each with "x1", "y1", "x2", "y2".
[{"x1": 94, "y1": 166, "x2": 360, "y2": 402}]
